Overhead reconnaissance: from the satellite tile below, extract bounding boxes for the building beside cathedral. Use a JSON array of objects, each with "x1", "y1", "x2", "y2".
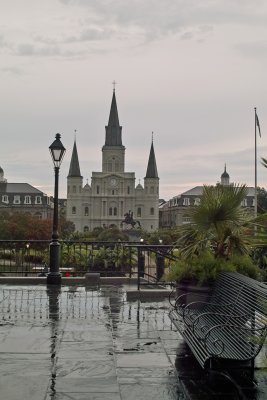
[
  {"x1": 66, "y1": 90, "x2": 159, "y2": 233},
  {"x1": 0, "y1": 166, "x2": 52, "y2": 219},
  {"x1": 159, "y1": 166, "x2": 255, "y2": 229}
]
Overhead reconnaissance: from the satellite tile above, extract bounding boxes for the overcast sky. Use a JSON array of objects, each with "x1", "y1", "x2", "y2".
[{"x1": 1, "y1": 0, "x2": 267, "y2": 200}]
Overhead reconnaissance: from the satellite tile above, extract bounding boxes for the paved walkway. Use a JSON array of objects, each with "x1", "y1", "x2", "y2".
[{"x1": 0, "y1": 285, "x2": 266, "y2": 399}]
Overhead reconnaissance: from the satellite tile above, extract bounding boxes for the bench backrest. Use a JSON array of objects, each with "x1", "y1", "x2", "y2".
[{"x1": 210, "y1": 272, "x2": 267, "y2": 340}]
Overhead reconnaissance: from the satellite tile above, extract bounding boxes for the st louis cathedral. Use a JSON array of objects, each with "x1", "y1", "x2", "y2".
[{"x1": 66, "y1": 90, "x2": 159, "y2": 232}]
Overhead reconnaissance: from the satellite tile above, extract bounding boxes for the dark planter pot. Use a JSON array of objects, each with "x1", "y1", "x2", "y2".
[{"x1": 176, "y1": 281, "x2": 213, "y2": 308}]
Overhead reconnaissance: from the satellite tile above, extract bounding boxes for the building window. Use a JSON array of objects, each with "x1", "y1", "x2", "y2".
[
  {"x1": 13, "y1": 195, "x2": 21, "y2": 204},
  {"x1": 127, "y1": 186, "x2": 130, "y2": 194},
  {"x1": 183, "y1": 197, "x2": 190, "y2": 206},
  {"x1": 109, "y1": 207, "x2": 112, "y2": 216},
  {"x1": 194, "y1": 198, "x2": 200, "y2": 206},
  {"x1": 112, "y1": 190, "x2": 115, "y2": 195},
  {"x1": 150, "y1": 207, "x2": 154, "y2": 215},
  {"x1": 150, "y1": 186, "x2": 154, "y2": 194},
  {"x1": 72, "y1": 206, "x2": 76, "y2": 214},
  {"x1": 137, "y1": 207, "x2": 141, "y2": 217},
  {"x1": 35, "y1": 196, "x2": 42, "y2": 204},
  {"x1": 114, "y1": 207, "x2": 117, "y2": 216},
  {"x1": 2, "y1": 195, "x2": 8, "y2": 203},
  {"x1": 84, "y1": 226, "x2": 89, "y2": 233},
  {"x1": 96, "y1": 185, "x2": 100, "y2": 194},
  {"x1": 84, "y1": 206, "x2": 89, "y2": 216},
  {"x1": 24, "y1": 196, "x2": 31, "y2": 204},
  {"x1": 73, "y1": 185, "x2": 76, "y2": 193}
]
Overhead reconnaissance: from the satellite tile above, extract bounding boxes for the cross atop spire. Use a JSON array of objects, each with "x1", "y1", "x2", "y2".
[{"x1": 112, "y1": 80, "x2": 117, "y2": 92}]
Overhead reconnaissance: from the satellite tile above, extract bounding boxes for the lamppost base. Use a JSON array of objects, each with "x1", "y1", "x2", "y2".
[{"x1": 47, "y1": 273, "x2": 62, "y2": 285}]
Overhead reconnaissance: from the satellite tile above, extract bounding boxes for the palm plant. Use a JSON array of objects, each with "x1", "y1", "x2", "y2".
[
  {"x1": 261, "y1": 157, "x2": 267, "y2": 169},
  {"x1": 177, "y1": 184, "x2": 255, "y2": 260}
]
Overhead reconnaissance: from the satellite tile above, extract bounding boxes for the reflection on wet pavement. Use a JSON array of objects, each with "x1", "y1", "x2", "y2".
[{"x1": 0, "y1": 285, "x2": 266, "y2": 399}]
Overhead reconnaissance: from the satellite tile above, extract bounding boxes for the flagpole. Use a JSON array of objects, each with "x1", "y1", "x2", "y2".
[{"x1": 254, "y1": 107, "x2": 257, "y2": 218}]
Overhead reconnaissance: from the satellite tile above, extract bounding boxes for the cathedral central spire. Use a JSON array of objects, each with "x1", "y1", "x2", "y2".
[{"x1": 105, "y1": 91, "x2": 123, "y2": 146}]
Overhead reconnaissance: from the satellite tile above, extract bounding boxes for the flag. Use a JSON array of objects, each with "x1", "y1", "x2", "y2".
[{"x1": 256, "y1": 112, "x2": 261, "y2": 137}]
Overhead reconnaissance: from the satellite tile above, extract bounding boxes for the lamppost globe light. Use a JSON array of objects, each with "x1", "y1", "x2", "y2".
[{"x1": 49, "y1": 133, "x2": 66, "y2": 168}]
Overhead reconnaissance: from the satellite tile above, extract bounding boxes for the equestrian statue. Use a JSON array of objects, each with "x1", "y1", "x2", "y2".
[{"x1": 121, "y1": 210, "x2": 141, "y2": 229}]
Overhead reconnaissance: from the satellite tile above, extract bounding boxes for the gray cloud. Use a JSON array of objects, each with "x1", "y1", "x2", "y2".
[
  {"x1": 59, "y1": 0, "x2": 267, "y2": 35},
  {"x1": 0, "y1": 66, "x2": 22, "y2": 75},
  {"x1": 235, "y1": 40, "x2": 267, "y2": 60},
  {"x1": 180, "y1": 31, "x2": 194, "y2": 40},
  {"x1": 17, "y1": 43, "x2": 61, "y2": 57}
]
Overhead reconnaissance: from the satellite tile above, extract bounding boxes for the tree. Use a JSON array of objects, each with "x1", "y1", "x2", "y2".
[
  {"x1": 177, "y1": 184, "x2": 255, "y2": 260},
  {"x1": 0, "y1": 212, "x2": 51, "y2": 240}
]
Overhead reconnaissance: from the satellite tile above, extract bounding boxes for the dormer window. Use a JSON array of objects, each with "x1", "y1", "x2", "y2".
[
  {"x1": 241, "y1": 199, "x2": 247, "y2": 207},
  {"x1": 13, "y1": 195, "x2": 20, "y2": 204},
  {"x1": 35, "y1": 196, "x2": 42, "y2": 204},
  {"x1": 2, "y1": 195, "x2": 8, "y2": 203},
  {"x1": 24, "y1": 196, "x2": 31, "y2": 204},
  {"x1": 194, "y1": 198, "x2": 200, "y2": 206},
  {"x1": 183, "y1": 197, "x2": 190, "y2": 206}
]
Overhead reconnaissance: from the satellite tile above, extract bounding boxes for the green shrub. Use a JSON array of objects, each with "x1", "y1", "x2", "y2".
[{"x1": 166, "y1": 252, "x2": 262, "y2": 285}]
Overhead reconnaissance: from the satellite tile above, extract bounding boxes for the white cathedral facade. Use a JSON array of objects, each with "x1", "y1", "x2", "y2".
[{"x1": 66, "y1": 90, "x2": 159, "y2": 233}]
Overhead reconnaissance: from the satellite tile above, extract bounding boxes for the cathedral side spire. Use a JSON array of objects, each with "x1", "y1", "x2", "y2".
[
  {"x1": 145, "y1": 138, "x2": 158, "y2": 178},
  {"x1": 105, "y1": 90, "x2": 122, "y2": 146},
  {"x1": 68, "y1": 140, "x2": 82, "y2": 177}
]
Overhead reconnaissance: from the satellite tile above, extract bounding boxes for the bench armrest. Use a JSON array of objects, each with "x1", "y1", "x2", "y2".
[{"x1": 203, "y1": 323, "x2": 266, "y2": 357}]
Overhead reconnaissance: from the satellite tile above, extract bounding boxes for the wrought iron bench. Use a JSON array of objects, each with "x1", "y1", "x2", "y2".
[{"x1": 169, "y1": 272, "x2": 267, "y2": 380}]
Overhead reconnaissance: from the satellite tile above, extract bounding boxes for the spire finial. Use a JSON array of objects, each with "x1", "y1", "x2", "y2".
[
  {"x1": 112, "y1": 80, "x2": 117, "y2": 92},
  {"x1": 152, "y1": 131, "x2": 154, "y2": 142},
  {"x1": 224, "y1": 163, "x2": 226, "y2": 172},
  {"x1": 74, "y1": 129, "x2": 77, "y2": 141}
]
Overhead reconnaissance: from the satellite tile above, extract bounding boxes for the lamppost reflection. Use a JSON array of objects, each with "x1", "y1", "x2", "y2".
[{"x1": 47, "y1": 286, "x2": 61, "y2": 396}]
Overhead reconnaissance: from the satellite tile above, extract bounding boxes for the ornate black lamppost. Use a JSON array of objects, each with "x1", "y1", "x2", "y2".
[{"x1": 47, "y1": 133, "x2": 66, "y2": 285}]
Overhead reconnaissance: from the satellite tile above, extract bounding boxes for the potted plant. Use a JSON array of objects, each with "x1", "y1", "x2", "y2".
[
  {"x1": 166, "y1": 251, "x2": 261, "y2": 305},
  {"x1": 167, "y1": 184, "x2": 262, "y2": 305}
]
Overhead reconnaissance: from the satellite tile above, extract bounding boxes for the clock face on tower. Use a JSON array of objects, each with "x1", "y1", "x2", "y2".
[{"x1": 110, "y1": 178, "x2": 117, "y2": 187}]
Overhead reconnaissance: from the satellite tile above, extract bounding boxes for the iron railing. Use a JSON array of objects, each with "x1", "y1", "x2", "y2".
[{"x1": 0, "y1": 240, "x2": 176, "y2": 282}]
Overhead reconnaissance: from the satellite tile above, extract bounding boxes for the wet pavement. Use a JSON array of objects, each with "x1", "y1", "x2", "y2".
[{"x1": 0, "y1": 284, "x2": 266, "y2": 400}]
